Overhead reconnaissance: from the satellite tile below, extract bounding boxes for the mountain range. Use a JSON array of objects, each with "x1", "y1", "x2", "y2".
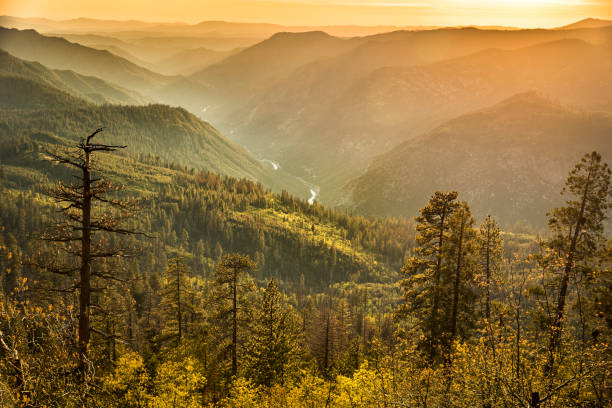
[
  {"x1": 1, "y1": 17, "x2": 611, "y2": 225},
  {"x1": 190, "y1": 25, "x2": 612, "y2": 194},
  {"x1": 0, "y1": 27, "x2": 216, "y2": 113}
]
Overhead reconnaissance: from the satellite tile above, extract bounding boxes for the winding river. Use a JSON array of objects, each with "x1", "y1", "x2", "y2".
[{"x1": 258, "y1": 158, "x2": 319, "y2": 205}]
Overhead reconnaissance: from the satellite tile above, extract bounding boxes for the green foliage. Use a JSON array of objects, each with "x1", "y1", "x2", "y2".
[
  {"x1": 244, "y1": 279, "x2": 303, "y2": 387},
  {"x1": 157, "y1": 258, "x2": 196, "y2": 347},
  {"x1": 0, "y1": 283, "x2": 84, "y2": 407},
  {"x1": 397, "y1": 191, "x2": 460, "y2": 358},
  {"x1": 0, "y1": 95, "x2": 609, "y2": 407},
  {"x1": 546, "y1": 151, "x2": 611, "y2": 260},
  {"x1": 219, "y1": 377, "x2": 259, "y2": 408},
  {"x1": 0, "y1": 50, "x2": 148, "y2": 105},
  {"x1": 0, "y1": 74, "x2": 85, "y2": 110}
]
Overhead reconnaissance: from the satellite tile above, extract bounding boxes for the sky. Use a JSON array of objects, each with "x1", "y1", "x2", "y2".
[{"x1": 1, "y1": 0, "x2": 612, "y2": 27}]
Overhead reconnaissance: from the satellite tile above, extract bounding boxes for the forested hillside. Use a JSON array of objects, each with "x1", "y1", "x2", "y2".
[
  {"x1": 0, "y1": 143, "x2": 412, "y2": 289},
  {"x1": 0, "y1": 49, "x2": 149, "y2": 105},
  {"x1": 0, "y1": 73, "x2": 308, "y2": 196},
  {"x1": 0, "y1": 137, "x2": 608, "y2": 406}
]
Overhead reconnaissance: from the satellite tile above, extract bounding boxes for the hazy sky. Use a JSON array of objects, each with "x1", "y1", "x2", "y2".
[{"x1": 2, "y1": 0, "x2": 612, "y2": 27}]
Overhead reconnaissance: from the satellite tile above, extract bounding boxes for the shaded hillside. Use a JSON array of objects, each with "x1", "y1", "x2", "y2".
[
  {"x1": 340, "y1": 92, "x2": 612, "y2": 225},
  {"x1": 0, "y1": 75, "x2": 307, "y2": 197},
  {"x1": 0, "y1": 27, "x2": 167, "y2": 90},
  {"x1": 0, "y1": 74, "x2": 85, "y2": 110},
  {"x1": 0, "y1": 49, "x2": 149, "y2": 105}
]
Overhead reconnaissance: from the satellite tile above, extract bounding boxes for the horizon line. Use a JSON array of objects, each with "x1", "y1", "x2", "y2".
[{"x1": 2, "y1": 13, "x2": 608, "y2": 30}]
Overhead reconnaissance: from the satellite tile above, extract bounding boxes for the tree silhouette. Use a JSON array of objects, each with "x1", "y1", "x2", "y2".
[{"x1": 40, "y1": 128, "x2": 142, "y2": 381}]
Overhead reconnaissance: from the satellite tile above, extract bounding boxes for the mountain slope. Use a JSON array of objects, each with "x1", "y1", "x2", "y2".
[
  {"x1": 0, "y1": 75, "x2": 307, "y2": 197},
  {"x1": 0, "y1": 49, "x2": 149, "y2": 105},
  {"x1": 0, "y1": 74, "x2": 85, "y2": 110},
  {"x1": 340, "y1": 92, "x2": 612, "y2": 225},
  {"x1": 190, "y1": 31, "x2": 356, "y2": 96},
  {"x1": 0, "y1": 27, "x2": 212, "y2": 112},
  {"x1": 0, "y1": 147, "x2": 411, "y2": 289},
  {"x1": 0, "y1": 27, "x2": 168, "y2": 91}
]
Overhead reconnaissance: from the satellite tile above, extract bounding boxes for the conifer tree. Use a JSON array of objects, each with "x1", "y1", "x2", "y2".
[
  {"x1": 397, "y1": 191, "x2": 459, "y2": 359},
  {"x1": 477, "y1": 215, "x2": 503, "y2": 322},
  {"x1": 158, "y1": 257, "x2": 193, "y2": 347},
  {"x1": 213, "y1": 253, "x2": 256, "y2": 377},
  {"x1": 544, "y1": 151, "x2": 611, "y2": 373},
  {"x1": 445, "y1": 202, "x2": 478, "y2": 352},
  {"x1": 308, "y1": 296, "x2": 351, "y2": 377},
  {"x1": 244, "y1": 279, "x2": 302, "y2": 387}
]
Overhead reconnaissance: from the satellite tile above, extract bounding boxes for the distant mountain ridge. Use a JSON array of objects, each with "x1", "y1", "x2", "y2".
[
  {"x1": 559, "y1": 18, "x2": 612, "y2": 30},
  {"x1": 339, "y1": 92, "x2": 612, "y2": 224},
  {"x1": 0, "y1": 15, "x2": 519, "y2": 38},
  {"x1": 190, "y1": 31, "x2": 355, "y2": 93},
  {"x1": 0, "y1": 26, "x2": 213, "y2": 113},
  {"x1": 154, "y1": 47, "x2": 239, "y2": 76}
]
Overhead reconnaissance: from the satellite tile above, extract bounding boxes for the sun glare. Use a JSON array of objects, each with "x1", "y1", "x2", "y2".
[{"x1": 0, "y1": 0, "x2": 611, "y2": 27}]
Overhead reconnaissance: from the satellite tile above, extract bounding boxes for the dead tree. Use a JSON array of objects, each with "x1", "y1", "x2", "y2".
[{"x1": 40, "y1": 128, "x2": 141, "y2": 381}]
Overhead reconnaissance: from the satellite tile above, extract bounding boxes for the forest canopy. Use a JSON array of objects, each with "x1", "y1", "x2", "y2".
[{"x1": 0, "y1": 128, "x2": 609, "y2": 407}]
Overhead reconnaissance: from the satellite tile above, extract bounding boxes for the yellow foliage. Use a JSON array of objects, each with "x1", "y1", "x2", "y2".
[
  {"x1": 103, "y1": 351, "x2": 151, "y2": 407},
  {"x1": 151, "y1": 356, "x2": 206, "y2": 408}
]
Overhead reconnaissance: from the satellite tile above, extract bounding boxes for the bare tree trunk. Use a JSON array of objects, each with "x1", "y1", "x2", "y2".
[
  {"x1": 324, "y1": 313, "x2": 330, "y2": 373},
  {"x1": 42, "y1": 128, "x2": 140, "y2": 387},
  {"x1": 444, "y1": 211, "x2": 467, "y2": 402},
  {"x1": 78, "y1": 150, "x2": 91, "y2": 379}
]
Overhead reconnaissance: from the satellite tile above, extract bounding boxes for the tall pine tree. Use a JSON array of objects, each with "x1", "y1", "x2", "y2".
[
  {"x1": 397, "y1": 191, "x2": 459, "y2": 359},
  {"x1": 212, "y1": 253, "x2": 256, "y2": 378},
  {"x1": 158, "y1": 257, "x2": 194, "y2": 347},
  {"x1": 244, "y1": 279, "x2": 303, "y2": 387}
]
